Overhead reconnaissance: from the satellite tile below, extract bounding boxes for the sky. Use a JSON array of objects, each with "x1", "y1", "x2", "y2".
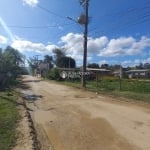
[{"x1": 0, "y1": 0, "x2": 150, "y2": 67}]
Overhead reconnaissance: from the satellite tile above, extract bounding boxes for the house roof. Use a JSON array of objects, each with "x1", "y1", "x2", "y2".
[
  {"x1": 86, "y1": 68, "x2": 110, "y2": 72},
  {"x1": 58, "y1": 67, "x2": 110, "y2": 72},
  {"x1": 126, "y1": 69, "x2": 150, "y2": 73}
]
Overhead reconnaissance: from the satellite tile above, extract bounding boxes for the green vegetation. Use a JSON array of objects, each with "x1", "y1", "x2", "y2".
[
  {"x1": 0, "y1": 46, "x2": 25, "y2": 89},
  {"x1": 0, "y1": 90, "x2": 19, "y2": 150},
  {"x1": 87, "y1": 77, "x2": 150, "y2": 93},
  {"x1": 28, "y1": 48, "x2": 76, "y2": 77},
  {"x1": 53, "y1": 48, "x2": 76, "y2": 68},
  {"x1": 60, "y1": 78, "x2": 150, "y2": 102},
  {"x1": 46, "y1": 68, "x2": 60, "y2": 80},
  {"x1": 0, "y1": 46, "x2": 24, "y2": 149}
]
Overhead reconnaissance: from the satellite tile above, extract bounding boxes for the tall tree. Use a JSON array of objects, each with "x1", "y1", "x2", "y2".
[
  {"x1": 44, "y1": 55, "x2": 53, "y2": 68},
  {"x1": 101, "y1": 64, "x2": 109, "y2": 69},
  {"x1": 57, "y1": 56, "x2": 76, "y2": 68},
  {"x1": 53, "y1": 48, "x2": 76, "y2": 68},
  {"x1": 0, "y1": 46, "x2": 24, "y2": 88},
  {"x1": 144, "y1": 63, "x2": 150, "y2": 69},
  {"x1": 53, "y1": 48, "x2": 65, "y2": 58},
  {"x1": 136, "y1": 63, "x2": 143, "y2": 69},
  {"x1": 3, "y1": 46, "x2": 24, "y2": 73}
]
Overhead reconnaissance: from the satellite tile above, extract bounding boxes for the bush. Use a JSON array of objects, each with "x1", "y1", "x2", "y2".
[{"x1": 46, "y1": 68, "x2": 61, "y2": 80}]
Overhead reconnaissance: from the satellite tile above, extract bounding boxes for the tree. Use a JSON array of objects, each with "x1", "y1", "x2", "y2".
[
  {"x1": 2, "y1": 46, "x2": 24, "y2": 74},
  {"x1": 0, "y1": 46, "x2": 24, "y2": 88},
  {"x1": 144, "y1": 63, "x2": 150, "y2": 69},
  {"x1": 53, "y1": 48, "x2": 76, "y2": 68},
  {"x1": 53, "y1": 48, "x2": 65, "y2": 66},
  {"x1": 44, "y1": 55, "x2": 53, "y2": 68},
  {"x1": 136, "y1": 63, "x2": 143, "y2": 69},
  {"x1": 28, "y1": 57, "x2": 38, "y2": 75},
  {"x1": 57, "y1": 56, "x2": 76, "y2": 68},
  {"x1": 87, "y1": 63, "x2": 99, "y2": 68},
  {"x1": 101, "y1": 64, "x2": 109, "y2": 69}
]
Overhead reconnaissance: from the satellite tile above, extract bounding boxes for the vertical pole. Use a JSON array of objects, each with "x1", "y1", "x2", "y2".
[
  {"x1": 81, "y1": 0, "x2": 89, "y2": 88},
  {"x1": 119, "y1": 65, "x2": 122, "y2": 91}
]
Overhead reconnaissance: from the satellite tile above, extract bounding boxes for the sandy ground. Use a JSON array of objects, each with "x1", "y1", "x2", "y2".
[{"x1": 15, "y1": 75, "x2": 150, "y2": 150}]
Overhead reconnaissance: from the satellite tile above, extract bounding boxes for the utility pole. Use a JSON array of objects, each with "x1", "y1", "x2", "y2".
[
  {"x1": 34, "y1": 54, "x2": 40, "y2": 71},
  {"x1": 34, "y1": 55, "x2": 40, "y2": 62},
  {"x1": 79, "y1": 0, "x2": 89, "y2": 88}
]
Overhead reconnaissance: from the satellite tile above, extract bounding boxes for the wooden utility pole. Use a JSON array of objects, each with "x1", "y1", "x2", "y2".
[{"x1": 80, "y1": 0, "x2": 89, "y2": 88}]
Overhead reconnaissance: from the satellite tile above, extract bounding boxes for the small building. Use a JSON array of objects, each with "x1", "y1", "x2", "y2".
[
  {"x1": 34, "y1": 63, "x2": 50, "y2": 77},
  {"x1": 126, "y1": 69, "x2": 150, "y2": 79},
  {"x1": 39, "y1": 63, "x2": 50, "y2": 77},
  {"x1": 86, "y1": 68, "x2": 111, "y2": 77},
  {"x1": 58, "y1": 67, "x2": 110, "y2": 80}
]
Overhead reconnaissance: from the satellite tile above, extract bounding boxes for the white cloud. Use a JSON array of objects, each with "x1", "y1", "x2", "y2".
[
  {"x1": 11, "y1": 39, "x2": 57, "y2": 54},
  {"x1": 99, "y1": 36, "x2": 150, "y2": 57},
  {"x1": 61, "y1": 33, "x2": 83, "y2": 59},
  {"x1": 61, "y1": 33, "x2": 150, "y2": 59},
  {"x1": 10, "y1": 33, "x2": 150, "y2": 66},
  {"x1": 61, "y1": 33, "x2": 108, "y2": 60},
  {"x1": 121, "y1": 58, "x2": 150, "y2": 67},
  {"x1": 0, "y1": 35, "x2": 8, "y2": 44},
  {"x1": 88, "y1": 36, "x2": 108, "y2": 53},
  {"x1": 22, "y1": 0, "x2": 39, "y2": 7}
]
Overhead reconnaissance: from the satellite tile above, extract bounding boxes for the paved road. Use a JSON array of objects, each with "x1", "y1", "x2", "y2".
[{"x1": 21, "y1": 75, "x2": 150, "y2": 150}]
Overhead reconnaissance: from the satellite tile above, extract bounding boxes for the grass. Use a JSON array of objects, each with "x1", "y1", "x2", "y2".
[
  {"x1": 0, "y1": 89, "x2": 19, "y2": 150},
  {"x1": 58, "y1": 78, "x2": 150, "y2": 102},
  {"x1": 111, "y1": 91, "x2": 150, "y2": 102}
]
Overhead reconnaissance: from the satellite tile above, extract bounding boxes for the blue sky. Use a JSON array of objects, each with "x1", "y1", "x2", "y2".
[{"x1": 0, "y1": 0, "x2": 150, "y2": 67}]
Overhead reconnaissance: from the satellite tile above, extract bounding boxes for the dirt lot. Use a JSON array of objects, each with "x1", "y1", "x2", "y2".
[{"x1": 14, "y1": 75, "x2": 150, "y2": 150}]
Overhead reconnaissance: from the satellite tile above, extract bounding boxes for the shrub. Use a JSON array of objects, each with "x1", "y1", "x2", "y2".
[{"x1": 46, "y1": 68, "x2": 60, "y2": 80}]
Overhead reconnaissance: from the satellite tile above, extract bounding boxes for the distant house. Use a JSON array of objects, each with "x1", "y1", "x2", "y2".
[
  {"x1": 58, "y1": 67, "x2": 110, "y2": 80},
  {"x1": 38, "y1": 63, "x2": 50, "y2": 77},
  {"x1": 34, "y1": 63, "x2": 50, "y2": 77},
  {"x1": 38, "y1": 63, "x2": 49, "y2": 71},
  {"x1": 86, "y1": 68, "x2": 110, "y2": 76},
  {"x1": 113, "y1": 67, "x2": 130, "y2": 78},
  {"x1": 113, "y1": 67, "x2": 123, "y2": 78},
  {"x1": 126, "y1": 69, "x2": 150, "y2": 78}
]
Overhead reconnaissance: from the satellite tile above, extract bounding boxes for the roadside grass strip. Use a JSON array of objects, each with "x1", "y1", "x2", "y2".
[
  {"x1": 59, "y1": 79, "x2": 150, "y2": 102},
  {"x1": 0, "y1": 90, "x2": 19, "y2": 150}
]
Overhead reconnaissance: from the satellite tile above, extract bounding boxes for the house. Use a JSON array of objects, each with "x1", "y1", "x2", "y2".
[
  {"x1": 58, "y1": 67, "x2": 110, "y2": 80},
  {"x1": 126, "y1": 69, "x2": 150, "y2": 78},
  {"x1": 34, "y1": 63, "x2": 50, "y2": 77}
]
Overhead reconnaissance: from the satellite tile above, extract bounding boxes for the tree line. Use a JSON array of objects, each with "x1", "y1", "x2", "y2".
[
  {"x1": 28, "y1": 48, "x2": 76, "y2": 72},
  {"x1": 0, "y1": 46, "x2": 25, "y2": 89},
  {"x1": 28, "y1": 48, "x2": 76, "y2": 79},
  {"x1": 87, "y1": 62, "x2": 150, "y2": 70}
]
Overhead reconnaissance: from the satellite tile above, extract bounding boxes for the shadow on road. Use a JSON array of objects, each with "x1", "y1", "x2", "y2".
[
  {"x1": 22, "y1": 79, "x2": 43, "y2": 83},
  {"x1": 17, "y1": 76, "x2": 42, "y2": 90},
  {"x1": 17, "y1": 82, "x2": 31, "y2": 90}
]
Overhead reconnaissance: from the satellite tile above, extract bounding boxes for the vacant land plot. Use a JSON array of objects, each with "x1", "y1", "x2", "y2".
[{"x1": 61, "y1": 78, "x2": 150, "y2": 102}]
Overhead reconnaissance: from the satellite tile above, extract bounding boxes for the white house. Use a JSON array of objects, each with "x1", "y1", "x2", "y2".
[{"x1": 126, "y1": 69, "x2": 150, "y2": 78}]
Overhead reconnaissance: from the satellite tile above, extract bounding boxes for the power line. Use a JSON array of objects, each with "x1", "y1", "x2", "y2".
[
  {"x1": 37, "y1": 5, "x2": 67, "y2": 19},
  {"x1": 89, "y1": 1, "x2": 150, "y2": 36},
  {"x1": 0, "y1": 23, "x2": 74, "y2": 29}
]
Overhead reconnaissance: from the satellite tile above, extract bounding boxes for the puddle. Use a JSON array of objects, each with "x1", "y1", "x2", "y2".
[{"x1": 23, "y1": 94, "x2": 43, "y2": 101}]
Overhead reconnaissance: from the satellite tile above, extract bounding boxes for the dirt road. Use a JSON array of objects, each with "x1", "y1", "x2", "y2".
[{"x1": 19, "y1": 75, "x2": 150, "y2": 150}]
